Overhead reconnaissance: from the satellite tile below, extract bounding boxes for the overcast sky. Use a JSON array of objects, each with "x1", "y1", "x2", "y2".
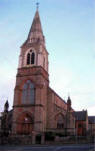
[{"x1": 0, "y1": 0, "x2": 95, "y2": 115}]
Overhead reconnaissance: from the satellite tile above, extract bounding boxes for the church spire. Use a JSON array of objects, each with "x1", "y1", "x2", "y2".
[
  {"x1": 27, "y1": 6, "x2": 45, "y2": 45},
  {"x1": 19, "y1": 5, "x2": 48, "y2": 72}
]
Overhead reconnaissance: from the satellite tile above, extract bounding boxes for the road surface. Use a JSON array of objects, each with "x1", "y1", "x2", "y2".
[{"x1": 0, "y1": 144, "x2": 94, "y2": 151}]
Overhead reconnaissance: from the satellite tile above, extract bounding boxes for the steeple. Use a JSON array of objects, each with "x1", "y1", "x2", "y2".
[
  {"x1": 12, "y1": 5, "x2": 49, "y2": 136},
  {"x1": 19, "y1": 6, "x2": 48, "y2": 72},
  {"x1": 27, "y1": 8, "x2": 45, "y2": 45}
]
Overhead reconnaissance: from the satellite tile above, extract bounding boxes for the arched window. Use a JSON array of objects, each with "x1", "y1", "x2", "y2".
[
  {"x1": 26, "y1": 50, "x2": 35, "y2": 65},
  {"x1": 22, "y1": 80, "x2": 35, "y2": 104},
  {"x1": 27, "y1": 53, "x2": 30, "y2": 65},
  {"x1": 57, "y1": 114, "x2": 64, "y2": 129},
  {"x1": 22, "y1": 83, "x2": 28, "y2": 104},
  {"x1": 17, "y1": 113, "x2": 34, "y2": 135},
  {"x1": 31, "y1": 52, "x2": 35, "y2": 64}
]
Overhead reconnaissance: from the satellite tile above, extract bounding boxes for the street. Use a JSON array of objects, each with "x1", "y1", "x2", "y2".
[{"x1": 0, "y1": 144, "x2": 94, "y2": 151}]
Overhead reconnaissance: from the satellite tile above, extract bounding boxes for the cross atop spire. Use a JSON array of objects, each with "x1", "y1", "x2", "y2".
[{"x1": 36, "y1": 2, "x2": 39, "y2": 10}]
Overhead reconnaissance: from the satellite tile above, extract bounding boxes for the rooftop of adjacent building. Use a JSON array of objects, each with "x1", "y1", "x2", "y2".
[
  {"x1": 73, "y1": 110, "x2": 87, "y2": 121},
  {"x1": 88, "y1": 116, "x2": 95, "y2": 124}
]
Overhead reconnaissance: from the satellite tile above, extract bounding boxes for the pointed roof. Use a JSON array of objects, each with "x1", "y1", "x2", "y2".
[
  {"x1": 4, "y1": 100, "x2": 9, "y2": 112},
  {"x1": 21, "y1": 9, "x2": 45, "y2": 48},
  {"x1": 67, "y1": 96, "x2": 71, "y2": 105},
  {"x1": 5, "y1": 100, "x2": 9, "y2": 108},
  {"x1": 28, "y1": 9, "x2": 43, "y2": 39}
]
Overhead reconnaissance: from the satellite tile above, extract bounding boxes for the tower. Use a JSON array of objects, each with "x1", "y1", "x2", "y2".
[
  {"x1": 65, "y1": 96, "x2": 75, "y2": 135},
  {"x1": 12, "y1": 7, "x2": 49, "y2": 143},
  {"x1": 67, "y1": 96, "x2": 71, "y2": 112}
]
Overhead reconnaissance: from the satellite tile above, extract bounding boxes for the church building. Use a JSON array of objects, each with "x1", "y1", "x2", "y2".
[
  {"x1": 12, "y1": 7, "x2": 75, "y2": 143},
  {"x1": 0, "y1": 6, "x2": 94, "y2": 145}
]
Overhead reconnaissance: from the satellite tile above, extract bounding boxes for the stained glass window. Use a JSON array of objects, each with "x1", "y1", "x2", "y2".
[{"x1": 22, "y1": 80, "x2": 35, "y2": 104}]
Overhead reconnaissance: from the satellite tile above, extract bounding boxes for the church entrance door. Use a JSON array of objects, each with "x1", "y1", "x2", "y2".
[{"x1": 36, "y1": 134, "x2": 41, "y2": 144}]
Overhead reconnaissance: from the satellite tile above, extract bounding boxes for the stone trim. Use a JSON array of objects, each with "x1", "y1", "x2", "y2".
[{"x1": 13, "y1": 104, "x2": 44, "y2": 108}]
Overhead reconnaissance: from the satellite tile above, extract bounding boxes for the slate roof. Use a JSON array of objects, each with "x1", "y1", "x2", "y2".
[
  {"x1": 73, "y1": 110, "x2": 87, "y2": 121},
  {"x1": 88, "y1": 116, "x2": 95, "y2": 124}
]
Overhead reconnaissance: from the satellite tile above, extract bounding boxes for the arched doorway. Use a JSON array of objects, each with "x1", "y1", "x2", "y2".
[{"x1": 17, "y1": 112, "x2": 34, "y2": 135}]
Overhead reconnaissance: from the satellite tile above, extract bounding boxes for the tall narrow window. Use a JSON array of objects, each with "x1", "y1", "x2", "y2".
[
  {"x1": 27, "y1": 80, "x2": 35, "y2": 104},
  {"x1": 57, "y1": 114, "x2": 64, "y2": 129},
  {"x1": 22, "y1": 84, "x2": 28, "y2": 104},
  {"x1": 31, "y1": 52, "x2": 35, "y2": 64},
  {"x1": 27, "y1": 53, "x2": 30, "y2": 65},
  {"x1": 43, "y1": 57, "x2": 45, "y2": 68},
  {"x1": 22, "y1": 80, "x2": 35, "y2": 104},
  {"x1": 26, "y1": 50, "x2": 35, "y2": 65}
]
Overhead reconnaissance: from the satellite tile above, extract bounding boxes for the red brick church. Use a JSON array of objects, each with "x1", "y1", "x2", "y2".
[{"x1": 0, "y1": 7, "x2": 95, "y2": 144}]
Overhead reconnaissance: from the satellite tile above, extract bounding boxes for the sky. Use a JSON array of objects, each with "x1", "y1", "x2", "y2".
[{"x1": 0, "y1": 0, "x2": 95, "y2": 115}]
